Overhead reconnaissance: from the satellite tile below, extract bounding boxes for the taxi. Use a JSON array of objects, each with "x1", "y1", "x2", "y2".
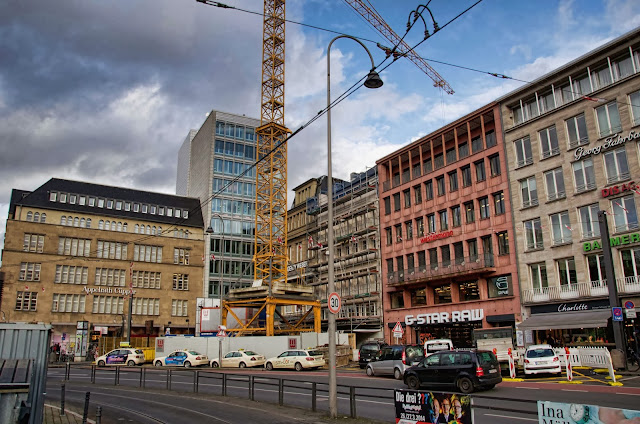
[
  {"x1": 154, "y1": 350, "x2": 209, "y2": 368},
  {"x1": 95, "y1": 348, "x2": 145, "y2": 366},
  {"x1": 264, "y1": 349, "x2": 325, "y2": 371},
  {"x1": 210, "y1": 349, "x2": 265, "y2": 368}
]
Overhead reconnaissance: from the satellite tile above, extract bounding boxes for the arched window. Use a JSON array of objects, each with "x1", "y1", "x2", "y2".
[
  {"x1": 152, "y1": 226, "x2": 156, "y2": 235},
  {"x1": 146, "y1": 225, "x2": 151, "y2": 235},
  {"x1": 86, "y1": 219, "x2": 91, "y2": 228},
  {"x1": 111, "y1": 222, "x2": 116, "y2": 231},
  {"x1": 123, "y1": 223, "x2": 128, "y2": 232},
  {"x1": 40, "y1": 213, "x2": 46, "y2": 223},
  {"x1": 26, "y1": 212, "x2": 33, "y2": 222},
  {"x1": 134, "y1": 224, "x2": 139, "y2": 234},
  {"x1": 117, "y1": 222, "x2": 122, "y2": 232},
  {"x1": 98, "y1": 220, "x2": 104, "y2": 230},
  {"x1": 80, "y1": 218, "x2": 85, "y2": 227},
  {"x1": 61, "y1": 216, "x2": 66, "y2": 226},
  {"x1": 157, "y1": 226, "x2": 161, "y2": 235},
  {"x1": 174, "y1": 230, "x2": 178, "y2": 237},
  {"x1": 34, "y1": 212, "x2": 40, "y2": 222},
  {"x1": 74, "y1": 217, "x2": 79, "y2": 227}
]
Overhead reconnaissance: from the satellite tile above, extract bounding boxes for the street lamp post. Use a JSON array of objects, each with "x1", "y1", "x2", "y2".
[{"x1": 326, "y1": 34, "x2": 383, "y2": 418}]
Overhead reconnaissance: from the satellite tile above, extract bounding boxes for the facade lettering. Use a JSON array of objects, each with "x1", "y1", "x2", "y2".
[
  {"x1": 83, "y1": 287, "x2": 136, "y2": 296},
  {"x1": 574, "y1": 130, "x2": 640, "y2": 161},
  {"x1": 583, "y1": 232, "x2": 640, "y2": 252},
  {"x1": 420, "y1": 230, "x2": 454, "y2": 244},
  {"x1": 405, "y1": 309, "x2": 484, "y2": 325}
]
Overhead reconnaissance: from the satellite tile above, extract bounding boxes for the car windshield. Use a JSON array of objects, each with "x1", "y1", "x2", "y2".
[
  {"x1": 307, "y1": 351, "x2": 323, "y2": 356},
  {"x1": 244, "y1": 351, "x2": 258, "y2": 355},
  {"x1": 527, "y1": 348, "x2": 555, "y2": 358},
  {"x1": 477, "y1": 351, "x2": 498, "y2": 366},
  {"x1": 361, "y1": 344, "x2": 380, "y2": 353},
  {"x1": 405, "y1": 346, "x2": 425, "y2": 361},
  {"x1": 188, "y1": 351, "x2": 201, "y2": 355}
]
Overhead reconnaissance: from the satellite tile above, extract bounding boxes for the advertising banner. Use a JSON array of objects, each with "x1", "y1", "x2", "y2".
[
  {"x1": 537, "y1": 401, "x2": 640, "y2": 423},
  {"x1": 395, "y1": 389, "x2": 472, "y2": 424}
]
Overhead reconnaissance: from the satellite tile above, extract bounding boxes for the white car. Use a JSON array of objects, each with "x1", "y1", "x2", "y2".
[
  {"x1": 210, "y1": 350, "x2": 266, "y2": 368},
  {"x1": 264, "y1": 349, "x2": 325, "y2": 371},
  {"x1": 154, "y1": 350, "x2": 209, "y2": 368},
  {"x1": 523, "y1": 344, "x2": 562, "y2": 375},
  {"x1": 96, "y1": 348, "x2": 145, "y2": 367}
]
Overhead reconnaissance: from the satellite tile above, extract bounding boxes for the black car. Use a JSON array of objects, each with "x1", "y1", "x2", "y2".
[
  {"x1": 403, "y1": 349, "x2": 502, "y2": 394},
  {"x1": 358, "y1": 340, "x2": 388, "y2": 369}
]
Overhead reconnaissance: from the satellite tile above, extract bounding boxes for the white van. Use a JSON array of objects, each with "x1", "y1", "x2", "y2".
[{"x1": 424, "y1": 339, "x2": 453, "y2": 356}]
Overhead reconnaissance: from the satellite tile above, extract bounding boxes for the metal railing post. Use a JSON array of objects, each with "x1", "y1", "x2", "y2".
[
  {"x1": 60, "y1": 382, "x2": 66, "y2": 416},
  {"x1": 222, "y1": 373, "x2": 227, "y2": 396},
  {"x1": 82, "y1": 392, "x2": 90, "y2": 424},
  {"x1": 91, "y1": 365, "x2": 95, "y2": 384},
  {"x1": 278, "y1": 379, "x2": 284, "y2": 406},
  {"x1": 350, "y1": 386, "x2": 356, "y2": 418},
  {"x1": 312, "y1": 382, "x2": 317, "y2": 412},
  {"x1": 96, "y1": 406, "x2": 102, "y2": 424}
]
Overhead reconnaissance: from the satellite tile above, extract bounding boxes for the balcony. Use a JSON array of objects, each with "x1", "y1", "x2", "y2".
[
  {"x1": 522, "y1": 280, "x2": 610, "y2": 304},
  {"x1": 387, "y1": 254, "x2": 495, "y2": 286},
  {"x1": 617, "y1": 275, "x2": 640, "y2": 294}
]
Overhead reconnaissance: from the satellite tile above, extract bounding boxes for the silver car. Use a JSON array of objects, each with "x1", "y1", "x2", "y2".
[{"x1": 366, "y1": 345, "x2": 425, "y2": 380}]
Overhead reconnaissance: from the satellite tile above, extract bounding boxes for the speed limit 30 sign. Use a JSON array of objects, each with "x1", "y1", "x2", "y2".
[{"x1": 328, "y1": 292, "x2": 341, "y2": 314}]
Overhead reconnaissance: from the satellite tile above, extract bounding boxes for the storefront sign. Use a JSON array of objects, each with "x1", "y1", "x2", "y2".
[
  {"x1": 601, "y1": 181, "x2": 636, "y2": 198},
  {"x1": 420, "y1": 230, "x2": 453, "y2": 244},
  {"x1": 82, "y1": 287, "x2": 137, "y2": 296},
  {"x1": 583, "y1": 232, "x2": 640, "y2": 252},
  {"x1": 530, "y1": 299, "x2": 609, "y2": 315},
  {"x1": 573, "y1": 130, "x2": 640, "y2": 161},
  {"x1": 488, "y1": 275, "x2": 513, "y2": 298},
  {"x1": 538, "y1": 400, "x2": 640, "y2": 424},
  {"x1": 405, "y1": 308, "x2": 484, "y2": 325},
  {"x1": 287, "y1": 261, "x2": 307, "y2": 272}
]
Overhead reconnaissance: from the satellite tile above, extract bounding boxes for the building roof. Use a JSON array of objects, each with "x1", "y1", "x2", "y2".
[{"x1": 11, "y1": 178, "x2": 204, "y2": 228}]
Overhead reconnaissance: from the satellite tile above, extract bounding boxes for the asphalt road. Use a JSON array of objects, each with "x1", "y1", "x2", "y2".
[{"x1": 46, "y1": 365, "x2": 640, "y2": 423}]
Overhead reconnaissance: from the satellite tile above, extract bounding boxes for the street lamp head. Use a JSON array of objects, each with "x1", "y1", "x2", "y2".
[
  {"x1": 364, "y1": 70, "x2": 383, "y2": 89},
  {"x1": 206, "y1": 226, "x2": 214, "y2": 234}
]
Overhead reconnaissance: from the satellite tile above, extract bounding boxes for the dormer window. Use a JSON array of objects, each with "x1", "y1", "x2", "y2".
[
  {"x1": 79, "y1": 196, "x2": 86, "y2": 206},
  {"x1": 124, "y1": 202, "x2": 131, "y2": 211},
  {"x1": 106, "y1": 200, "x2": 114, "y2": 209},
  {"x1": 59, "y1": 193, "x2": 67, "y2": 203},
  {"x1": 150, "y1": 205, "x2": 156, "y2": 215},
  {"x1": 49, "y1": 192, "x2": 57, "y2": 202},
  {"x1": 175, "y1": 209, "x2": 181, "y2": 218},
  {"x1": 133, "y1": 203, "x2": 140, "y2": 212},
  {"x1": 167, "y1": 208, "x2": 173, "y2": 217},
  {"x1": 97, "y1": 198, "x2": 105, "y2": 208},
  {"x1": 88, "y1": 197, "x2": 96, "y2": 207},
  {"x1": 69, "y1": 194, "x2": 77, "y2": 204},
  {"x1": 159, "y1": 207, "x2": 165, "y2": 216},
  {"x1": 142, "y1": 204, "x2": 148, "y2": 213},
  {"x1": 116, "y1": 201, "x2": 122, "y2": 210}
]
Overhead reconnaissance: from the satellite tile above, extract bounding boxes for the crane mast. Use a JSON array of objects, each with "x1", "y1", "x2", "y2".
[
  {"x1": 254, "y1": 0, "x2": 290, "y2": 286},
  {"x1": 343, "y1": 0, "x2": 454, "y2": 94}
]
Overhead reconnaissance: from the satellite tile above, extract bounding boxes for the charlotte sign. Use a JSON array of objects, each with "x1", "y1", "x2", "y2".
[
  {"x1": 573, "y1": 130, "x2": 640, "y2": 161},
  {"x1": 405, "y1": 308, "x2": 484, "y2": 325}
]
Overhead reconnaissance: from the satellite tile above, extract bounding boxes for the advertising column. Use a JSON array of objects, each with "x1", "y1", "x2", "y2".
[{"x1": 75, "y1": 320, "x2": 89, "y2": 362}]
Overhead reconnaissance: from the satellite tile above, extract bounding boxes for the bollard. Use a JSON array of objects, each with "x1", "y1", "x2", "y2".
[
  {"x1": 139, "y1": 367, "x2": 144, "y2": 387},
  {"x1": 60, "y1": 382, "x2": 66, "y2": 416},
  {"x1": 166, "y1": 369, "x2": 171, "y2": 390},
  {"x1": 248, "y1": 375, "x2": 253, "y2": 400},
  {"x1": 82, "y1": 392, "x2": 90, "y2": 424},
  {"x1": 350, "y1": 386, "x2": 356, "y2": 418},
  {"x1": 91, "y1": 365, "x2": 95, "y2": 384},
  {"x1": 115, "y1": 366, "x2": 120, "y2": 386},
  {"x1": 278, "y1": 379, "x2": 284, "y2": 406},
  {"x1": 142, "y1": 368, "x2": 146, "y2": 388},
  {"x1": 222, "y1": 373, "x2": 227, "y2": 396},
  {"x1": 312, "y1": 382, "x2": 317, "y2": 412},
  {"x1": 96, "y1": 406, "x2": 102, "y2": 424},
  {"x1": 65, "y1": 362, "x2": 71, "y2": 380},
  {"x1": 194, "y1": 370, "x2": 199, "y2": 393}
]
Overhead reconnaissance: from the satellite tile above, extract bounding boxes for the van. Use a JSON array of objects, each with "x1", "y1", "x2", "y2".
[
  {"x1": 365, "y1": 344, "x2": 425, "y2": 380},
  {"x1": 424, "y1": 338, "x2": 453, "y2": 356}
]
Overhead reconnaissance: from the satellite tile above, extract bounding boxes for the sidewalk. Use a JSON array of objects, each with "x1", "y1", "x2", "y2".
[{"x1": 43, "y1": 404, "x2": 95, "y2": 424}]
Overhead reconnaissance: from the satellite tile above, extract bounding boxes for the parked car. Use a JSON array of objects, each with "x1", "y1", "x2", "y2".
[
  {"x1": 365, "y1": 344, "x2": 425, "y2": 380},
  {"x1": 210, "y1": 350, "x2": 266, "y2": 368},
  {"x1": 523, "y1": 344, "x2": 561, "y2": 376},
  {"x1": 154, "y1": 350, "x2": 209, "y2": 368},
  {"x1": 358, "y1": 340, "x2": 388, "y2": 369},
  {"x1": 264, "y1": 349, "x2": 325, "y2": 371},
  {"x1": 95, "y1": 348, "x2": 145, "y2": 367},
  {"x1": 403, "y1": 349, "x2": 502, "y2": 394}
]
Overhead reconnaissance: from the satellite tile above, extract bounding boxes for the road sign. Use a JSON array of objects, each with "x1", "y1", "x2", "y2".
[
  {"x1": 627, "y1": 308, "x2": 637, "y2": 318},
  {"x1": 625, "y1": 301, "x2": 636, "y2": 309},
  {"x1": 217, "y1": 325, "x2": 227, "y2": 337},
  {"x1": 613, "y1": 307, "x2": 624, "y2": 321},
  {"x1": 392, "y1": 321, "x2": 404, "y2": 338},
  {"x1": 328, "y1": 292, "x2": 341, "y2": 314}
]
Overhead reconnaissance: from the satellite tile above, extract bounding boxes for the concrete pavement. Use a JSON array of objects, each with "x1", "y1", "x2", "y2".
[{"x1": 43, "y1": 404, "x2": 95, "y2": 424}]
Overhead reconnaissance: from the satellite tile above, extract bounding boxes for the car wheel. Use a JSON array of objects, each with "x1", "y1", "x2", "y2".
[
  {"x1": 184, "y1": 361, "x2": 192, "y2": 368},
  {"x1": 266, "y1": 362, "x2": 274, "y2": 371},
  {"x1": 98, "y1": 360, "x2": 105, "y2": 367},
  {"x1": 239, "y1": 362, "x2": 246, "y2": 368},
  {"x1": 211, "y1": 361, "x2": 219, "y2": 368},
  {"x1": 406, "y1": 375, "x2": 420, "y2": 390},
  {"x1": 366, "y1": 366, "x2": 374, "y2": 377},
  {"x1": 294, "y1": 362, "x2": 303, "y2": 371},
  {"x1": 457, "y1": 376, "x2": 474, "y2": 394},
  {"x1": 127, "y1": 360, "x2": 135, "y2": 367},
  {"x1": 393, "y1": 368, "x2": 402, "y2": 380},
  {"x1": 154, "y1": 361, "x2": 162, "y2": 367}
]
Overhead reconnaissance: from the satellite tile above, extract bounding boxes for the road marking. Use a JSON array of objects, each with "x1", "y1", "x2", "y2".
[
  {"x1": 516, "y1": 387, "x2": 539, "y2": 389},
  {"x1": 561, "y1": 389, "x2": 588, "y2": 392},
  {"x1": 483, "y1": 413, "x2": 537, "y2": 422},
  {"x1": 619, "y1": 392, "x2": 640, "y2": 396}
]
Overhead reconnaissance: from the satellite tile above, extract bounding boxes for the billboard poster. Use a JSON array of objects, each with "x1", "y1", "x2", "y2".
[
  {"x1": 538, "y1": 401, "x2": 640, "y2": 423},
  {"x1": 395, "y1": 389, "x2": 472, "y2": 424}
]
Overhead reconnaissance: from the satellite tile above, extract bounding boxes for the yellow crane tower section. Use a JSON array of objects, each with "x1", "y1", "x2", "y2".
[
  {"x1": 343, "y1": 0, "x2": 454, "y2": 94},
  {"x1": 255, "y1": 0, "x2": 290, "y2": 286}
]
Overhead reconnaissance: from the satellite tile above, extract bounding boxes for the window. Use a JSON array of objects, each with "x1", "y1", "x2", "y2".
[
  {"x1": 390, "y1": 292, "x2": 405, "y2": 309},
  {"x1": 405, "y1": 221, "x2": 413, "y2": 240},
  {"x1": 425, "y1": 180, "x2": 433, "y2": 200},
  {"x1": 464, "y1": 201, "x2": 475, "y2": 224},
  {"x1": 497, "y1": 231, "x2": 509, "y2": 255},
  {"x1": 386, "y1": 258, "x2": 394, "y2": 274},
  {"x1": 530, "y1": 263, "x2": 548, "y2": 291},
  {"x1": 524, "y1": 98, "x2": 539, "y2": 120},
  {"x1": 436, "y1": 176, "x2": 445, "y2": 196},
  {"x1": 406, "y1": 253, "x2": 415, "y2": 272},
  {"x1": 395, "y1": 224, "x2": 402, "y2": 243},
  {"x1": 403, "y1": 189, "x2": 411, "y2": 208},
  {"x1": 58, "y1": 238, "x2": 91, "y2": 257},
  {"x1": 448, "y1": 171, "x2": 458, "y2": 192},
  {"x1": 472, "y1": 136, "x2": 483, "y2": 153},
  {"x1": 524, "y1": 218, "x2": 544, "y2": 250},
  {"x1": 572, "y1": 74, "x2": 592, "y2": 96},
  {"x1": 514, "y1": 136, "x2": 533, "y2": 167},
  {"x1": 550, "y1": 211, "x2": 572, "y2": 245},
  {"x1": 451, "y1": 205, "x2": 461, "y2": 227},
  {"x1": 23, "y1": 234, "x2": 44, "y2": 253},
  {"x1": 557, "y1": 258, "x2": 578, "y2": 289},
  {"x1": 459, "y1": 281, "x2": 480, "y2": 301},
  {"x1": 461, "y1": 165, "x2": 472, "y2": 187},
  {"x1": 416, "y1": 217, "x2": 424, "y2": 237},
  {"x1": 566, "y1": 113, "x2": 589, "y2": 149},
  {"x1": 475, "y1": 160, "x2": 486, "y2": 182},
  {"x1": 621, "y1": 247, "x2": 640, "y2": 282},
  {"x1": 489, "y1": 154, "x2": 501, "y2": 177},
  {"x1": 573, "y1": 158, "x2": 596, "y2": 193},
  {"x1": 384, "y1": 197, "x2": 391, "y2": 215},
  {"x1": 539, "y1": 125, "x2": 559, "y2": 159},
  {"x1": 604, "y1": 148, "x2": 630, "y2": 184},
  {"x1": 467, "y1": 239, "x2": 478, "y2": 262},
  {"x1": 538, "y1": 91, "x2": 555, "y2": 114},
  {"x1": 485, "y1": 130, "x2": 497, "y2": 148},
  {"x1": 92, "y1": 296, "x2": 124, "y2": 314},
  {"x1": 411, "y1": 288, "x2": 427, "y2": 306},
  {"x1": 414, "y1": 185, "x2": 422, "y2": 204},
  {"x1": 174, "y1": 248, "x2": 190, "y2": 265},
  {"x1": 612, "y1": 195, "x2": 639, "y2": 232},
  {"x1": 50, "y1": 192, "x2": 57, "y2": 202},
  {"x1": 20, "y1": 262, "x2": 41, "y2": 281},
  {"x1": 172, "y1": 300, "x2": 188, "y2": 317},
  {"x1": 454, "y1": 242, "x2": 464, "y2": 264},
  {"x1": 95, "y1": 268, "x2": 126, "y2": 287},
  {"x1": 423, "y1": 158, "x2": 433, "y2": 174},
  {"x1": 434, "y1": 153, "x2": 444, "y2": 169},
  {"x1": 132, "y1": 298, "x2": 160, "y2": 316},
  {"x1": 393, "y1": 193, "x2": 401, "y2": 211},
  {"x1": 427, "y1": 213, "x2": 436, "y2": 233},
  {"x1": 520, "y1": 176, "x2": 538, "y2": 208},
  {"x1": 545, "y1": 167, "x2": 566, "y2": 201},
  {"x1": 446, "y1": 148, "x2": 456, "y2": 164},
  {"x1": 429, "y1": 248, "x2": 438, "y2": 270},
  {"x1": 630, "y1": 90, "x2": 640, "y2": 127},
  {"x1": 15, "y1": 291, "x2": 37, "y2": 311},
  {"x1": 579, "y1": 203, "x2": 601, "y2": 239},
  {"x1": 613, "y1": 53, "x2": 636, "y2": 80},
  {"x1": 173, "y1": 274, "x2": 189, "y2": 290},
  {"x1": 493, "y1": 191, "x2": 505, "y2": 215},
  {"x1": 459, "y1": 143, "x2": 469, "y2": 158},
  {"x1": 97, "y1": 241, "x2": 127, "y2": 260},
  {"x1": 385, "y1": 227, "x2": 392, "y2": 245},
  {"x1": 479, "y1": 197, "x2": 490, "y2": 219},
  {"x1": 133, "y1": 244, "x2": 162, "y2": 263},
  {"x1": 434, "y1": 285, "x2": 452, "y2": 304},
  {"x1": 55, "y1": 265, "x2": 89, "y2": 285},
  {"x1": 591, "y1": 65, "x2": 612, "y2": 90},
  {"x1": 596, "y1": 102, "x2": 622, "y2": 137},
  {"x1": 587, "y1": 254, "x2": 606, "y2": 286},
  {"x1": 439, "y1": 209, "x2": 448, "y2": 231}
]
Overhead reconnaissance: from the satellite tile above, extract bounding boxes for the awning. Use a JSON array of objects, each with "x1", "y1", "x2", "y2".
[{"x1": 517, "y1": 309, "x2": 611, "y2": 330}]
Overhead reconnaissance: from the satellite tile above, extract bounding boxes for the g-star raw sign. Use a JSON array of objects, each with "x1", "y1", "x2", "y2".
[
  {"x1": 83, "y1": 287, "x2": 136, "y2": 296},
  {"x1": 405, "y1": 308, "x2": 484, "y2": 325},
  {"x1": 573, "y1": 130, "x2": 640, "y2": 161}
]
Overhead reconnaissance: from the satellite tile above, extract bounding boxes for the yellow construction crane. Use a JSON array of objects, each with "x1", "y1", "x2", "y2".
[{"x1": 343, "y1": 0, "x2": 454, "y2": 94}]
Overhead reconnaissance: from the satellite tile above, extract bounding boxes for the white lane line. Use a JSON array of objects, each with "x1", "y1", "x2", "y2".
[
  {"x1": 483, "y1": 413, "x2": 537, "y2": 422},
  {"x1": 515, "y1": 387, "x2": 539, "y2": 389},
  {"x1": 561, "y1": 389, "x2": 588, "y2": 392},
  {"x1": 618, "y1": 392, "x2": 640, "y2": 396}
]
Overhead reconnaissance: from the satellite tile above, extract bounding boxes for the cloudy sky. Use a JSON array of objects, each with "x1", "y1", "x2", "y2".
[{"x1": 1, "y1": 0, "x2": 639, "y2": 248}]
